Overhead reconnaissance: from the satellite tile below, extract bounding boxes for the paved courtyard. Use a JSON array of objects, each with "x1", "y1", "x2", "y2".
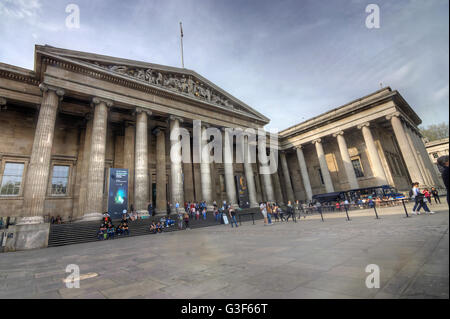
[{"x1": 0, "y1": 202, "x2": 448, "y2": 299}]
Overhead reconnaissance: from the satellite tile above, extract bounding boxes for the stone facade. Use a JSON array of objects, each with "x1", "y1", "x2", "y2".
[
  {"x1": 0, "y1": 45, "x2": 444, "y2": 239},
  {"x1": 425, "y1": 137, "x2": 449, "y2": 179}
]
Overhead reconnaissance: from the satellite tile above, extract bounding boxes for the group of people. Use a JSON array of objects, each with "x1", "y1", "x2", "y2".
[
  {"x1": 184, "y1": 201, "x2": 209, "y2": 220},
  {"x1": 410, "y1": 182, "x2": 437, "y2": 215},
  {"x1": 97, "y1": 212, "x2": 130, "y2": 240},
  {"x1": 259, "y1": 201, "x2": 297, "y2": 225}
]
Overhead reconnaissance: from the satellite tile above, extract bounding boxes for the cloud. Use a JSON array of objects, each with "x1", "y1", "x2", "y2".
[
  {"x1": 433, "y1": 84, "x2": 449, "y2": 102},
  {"x1": 0, "y1": 0, "x2": 448, "y2": 129},
  {"x1": 0, "y1": 0, "x2": 41, "y2": 19}
]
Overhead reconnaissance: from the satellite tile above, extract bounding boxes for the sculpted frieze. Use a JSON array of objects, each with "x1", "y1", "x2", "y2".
[{"x1": 91, "y1": 61, "x2": 241, "y2": 111}]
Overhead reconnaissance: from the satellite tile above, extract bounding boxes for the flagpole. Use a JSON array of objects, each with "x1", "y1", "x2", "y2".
[{"x1": 180, "y1": 22, "x2": 184, "y2": 68}]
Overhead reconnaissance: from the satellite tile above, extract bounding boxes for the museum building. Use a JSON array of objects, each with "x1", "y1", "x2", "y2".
[{"x1": 0, "y1": 45, "x2": 444, "y2": 233}]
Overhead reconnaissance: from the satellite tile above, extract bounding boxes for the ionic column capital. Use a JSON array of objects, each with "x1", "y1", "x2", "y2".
[
  {"x1": 39, "y1": 83, "x2": 65, "y2": 99},
  {"x1": 152, "y1": 127, "x2": 165, "y2": 136},
  {"x1": 386, "y1": 111, "x2": 401, "y2": 121},
  {"x1": 124, "y1": 120, "x2": 135, "y2": 128},
  {"x1": 169, "y1": 115, "x2": 184, "y2": 123},
  {"x1": 332, "y1": 130, "x2": 345, "y2": 137},
  {"x1": 357, "y1": 122, "x2": 370, "y2": 130},
  {"x1": 312, "y1": 138, "x2": 322, "y2": 145},
  {"x1": 294, "y1": 145, "x2": 304, "y2": 151},
  {"x1": 92, "y1": 97, "x2": 114, "y2": 108},
  {"x1": 135, "y1": 107, "x2": 152, "y2": 116}
]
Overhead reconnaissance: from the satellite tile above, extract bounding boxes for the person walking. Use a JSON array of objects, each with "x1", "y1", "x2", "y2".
[
  {"x1": 411, "y1": 182, "x2": 435, "y2": 215},
  {"x1": 423, "y1": 188, "x2": 432, "y2": 206},
  {"x1": 431, "y1": 187, "x2": 441, "y2": 204},
  {"x1": 259, "y1": 202, "x2": 268, "y2": 225},
  {"x1": 285, "y1": 201, "x2": 295, "y2": 222},
  {"x1": 266, "y1": 202, "x2": 273, "y2": 225},
  {"x1": 229, "y1": 205, "x2": 238, "y2": 228},
  {"x1": 437, "y1": 155, "x2": 449, "y2": 207},
  {"x1": 183, "y1": 211, "x2": 190, "y2": 229}
]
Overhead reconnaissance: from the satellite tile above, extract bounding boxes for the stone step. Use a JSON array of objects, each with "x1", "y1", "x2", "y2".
[{"x1": 48, "y1": 208, "x2": 262, "y2": 247}]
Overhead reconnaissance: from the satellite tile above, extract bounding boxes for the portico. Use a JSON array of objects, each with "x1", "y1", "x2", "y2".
[{"x1": 0, "y1": 46, "x2": 443, "y2": 251}]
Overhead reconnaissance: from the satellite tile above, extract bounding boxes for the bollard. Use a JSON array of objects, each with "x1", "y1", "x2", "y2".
[
  {"x1": 238, "y1": 215, "x2": 242, "y2": 226},
  {"x1": 401, "y1": 199, "x2": 409, "y2": 218},
  {"x1": 373, "y1": 205, "x2": 379, "y2": 219},
  {"x1": 345, "y1": 206, "x2": 351, "y2": 221},
  {"x1": 252, "y1": 213, "x2": 255, "y2": 225}
]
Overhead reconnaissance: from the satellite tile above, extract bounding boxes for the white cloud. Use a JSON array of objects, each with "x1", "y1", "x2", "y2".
[
  {"x1": 0, "y1": 0, "x2": 41, "y2": 19},
  {"x1": 433, "y1": 84, "x2": 449, "y2": 101}
]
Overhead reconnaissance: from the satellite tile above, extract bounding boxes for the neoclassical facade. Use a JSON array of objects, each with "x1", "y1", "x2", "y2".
[
  {"x1": 425, "y1": 138, "x2": 449, "y2": 177},
  {"x1": 0, "y1": 45, "x2": 444, "y2": 233}
]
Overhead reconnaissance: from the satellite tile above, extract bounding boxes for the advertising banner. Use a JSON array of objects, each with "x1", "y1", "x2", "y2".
[
  {"x1": 107, "y1": 168, "x2": 128, "y2": 219},
  {"x1": 235, "y1": 174, "x2": 250, "y2": 208}
]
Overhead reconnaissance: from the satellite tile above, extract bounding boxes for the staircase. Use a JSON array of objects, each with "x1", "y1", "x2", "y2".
[{"x1": 48, "y1": 208, "x2": 262, "y2": 247}]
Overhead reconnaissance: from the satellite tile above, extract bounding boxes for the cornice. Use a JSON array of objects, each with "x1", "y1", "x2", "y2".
[{"x1": 38, "y1": 53, "x2": 268, "y2": 125}]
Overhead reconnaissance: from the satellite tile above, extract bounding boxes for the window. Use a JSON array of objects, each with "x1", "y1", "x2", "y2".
[
  {"x1": 51, "y1": 165, "x2": 69, "y2": 195},
  {"x1": 351, "y1": 159, "x2": 364, "y2": 178},
  {"x1": 1, "y1": 163, "x2": 25, "y2": 196},
  {"x1": 318, "y1": 168, "x2": 324, "y2": 185},
  {"x1": 433, "y1": 153, "x2": 439, "y2": 159}
]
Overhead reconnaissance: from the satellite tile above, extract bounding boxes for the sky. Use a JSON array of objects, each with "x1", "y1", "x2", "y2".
[{"x1": 0, "y1": 0, "x2": 448, "y2": 132}]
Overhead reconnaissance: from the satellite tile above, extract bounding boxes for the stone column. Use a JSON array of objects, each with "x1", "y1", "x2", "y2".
[
  {"x1": 154, "y1": 128, "x2": 167, "y2": 214},
  {"x1": 123, "y1": 121, "x2": 135, "y2": 210},
  {"x1": 83, "y1": 97, "x2": 112, "y2": 221},
  {"x1": 280, "y1": 151, "x2": 295, "y2": 202},
  {"x1": 404, "y1": 124, "x2": 429, "y2": 185},
  {"x1": 76, "y1": 114, "x2": 93, "y2": 220},
  {"x1": 412, "y1": 128, "x2": 443, "y2": 187},
  {"x1": 386, "y1": 114, "x2": 424, "y2": 185},
  {"x1": 272, "y1": 169, "x2": 285, "y2": 205},
  {"x1": 183, "y1": 146, "x2": 195, "y2": 203},
  {"x1": 295, "y1": 146, "x2": 313, "y2": 201},
  {"x1": 313, "y1": 139, "x2": 334, "y2": 193},
  {"x1": 222, "y1": 128, "x2": 237, "y2": 205},
  {"x1": 21, "y1": 84, "x2": 64, "y2": 224},
  {"x1": 357, "y1": 122, "x2": 388, "y2": 185},
  {"x1": 258, "y1": 145, "x2": 275, "y2": 202},
  {"x1": 200, "y1": 125, "x2": 214, "y2": 209},
  {"x1": 134, "y1": 108, "x2": 152, "y2": 215},
  {"x1": 243, "y1": 136, "x2": 258, "y2": 207},
  {"x1": 169, "y1": 116, "x2": 184, "y2": 212},
  {"x1": 333, "y1": 131, "x2": 359, "y2": 189}
]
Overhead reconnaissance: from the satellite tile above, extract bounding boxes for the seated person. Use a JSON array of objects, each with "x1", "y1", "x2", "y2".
[
  {"x1": 97, "y1": 224, "x2": 107, "y2": 240},
  {"x1": 121, "y1": 221, "x2": 129, "y2": 236},
  {"x1": 165, "y1": 217, "x2": 175, "y2": 227},
  {"x1": 107, "y1": 223, "x2": 115, "y2": 239},
  {"x1": 115, "y1": 224, "x2": 123, "y2": 235},
  {"x1": 149, "y1": 222, "x2": 157, "y2": 233},
  {"x1": 156, "y1": 222, "x2": 163, "y2": 233}
]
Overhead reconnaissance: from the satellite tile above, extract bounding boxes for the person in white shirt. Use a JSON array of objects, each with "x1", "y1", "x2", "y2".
[
  {"x1": 259, "y1": 202, "x2": 268, "y2": 225},
  {"x1": 411, "y1": 182, "x2": 435, "y2": 215}
]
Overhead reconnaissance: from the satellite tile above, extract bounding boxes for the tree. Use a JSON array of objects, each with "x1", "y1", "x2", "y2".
[{"x1": 419, "y1": 122, "x2": 449, "y2": 142}]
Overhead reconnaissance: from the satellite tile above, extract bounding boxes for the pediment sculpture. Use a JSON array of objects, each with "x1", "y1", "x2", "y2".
[{"x1": 90, "y1": 62, "x2": 240, "y2": 111}]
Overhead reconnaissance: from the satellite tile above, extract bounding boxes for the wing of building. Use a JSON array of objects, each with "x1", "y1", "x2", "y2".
[{"x1": 0, "y1": 45, "x2": 444, "y2": 250}]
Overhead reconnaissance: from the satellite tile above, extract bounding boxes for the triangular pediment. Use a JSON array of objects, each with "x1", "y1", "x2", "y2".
[{"x1": 35, "y1": 45, "x2": 270, "y2": 124}]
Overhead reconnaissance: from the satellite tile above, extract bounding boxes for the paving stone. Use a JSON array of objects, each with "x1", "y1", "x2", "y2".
[{"x1": 0, "y1": 206, "x2": 448, "y2": 299}]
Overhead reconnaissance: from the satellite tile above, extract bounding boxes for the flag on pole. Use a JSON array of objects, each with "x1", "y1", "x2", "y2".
[{"x1": 180, "y1": 22, "x2": 183, "y2": 38}]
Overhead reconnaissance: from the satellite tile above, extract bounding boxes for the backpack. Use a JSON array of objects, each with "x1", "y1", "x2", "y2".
[{"x1": 408, "y1": 189, "x2": 413, "y2": 198}]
